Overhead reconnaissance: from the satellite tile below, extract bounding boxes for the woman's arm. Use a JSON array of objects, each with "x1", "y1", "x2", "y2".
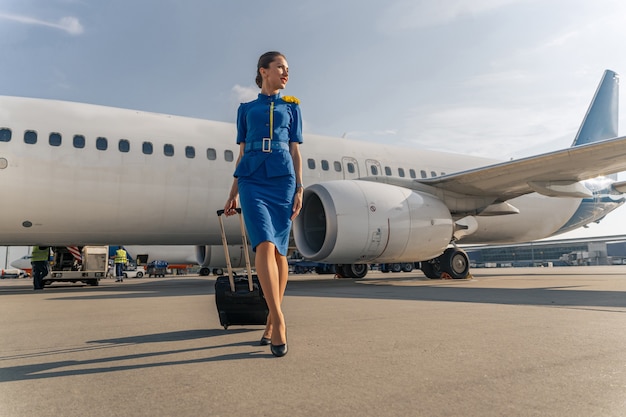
[
  {"x1": 290, "y1": 142, "x2": 303, "y2": 220},
  {"x1": 224, "y1": 142, "x2": 246, "y2": 216}
]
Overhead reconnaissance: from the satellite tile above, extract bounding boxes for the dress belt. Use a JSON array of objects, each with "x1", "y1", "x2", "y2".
[{"x1": 244, "y1": 141, "x2": 290, "y2": 153}]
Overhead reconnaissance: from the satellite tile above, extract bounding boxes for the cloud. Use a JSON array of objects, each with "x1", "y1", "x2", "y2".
[
  {"x1": 231, "y1": 84, "x2": 258, "y2": 104},
  {"x1": 400, "y1": 103, "x2": 577, "y2": 159},
  {"x1": 0, "y1": 12, "x2": 84, "y2": 35},
  {"x1": 377, "y1": 0, "x2": 530, "y2": 33}
]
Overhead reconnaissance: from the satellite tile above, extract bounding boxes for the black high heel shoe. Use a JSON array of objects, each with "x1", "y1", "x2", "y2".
[
  {"x1": 259, "y1": 337, "x2": 271, "y2": 346},
  {"x1": 270, "y1": 343, "x2": 288, "y2": 357}
]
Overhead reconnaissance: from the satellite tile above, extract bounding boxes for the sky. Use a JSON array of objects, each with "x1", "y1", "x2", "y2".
[{"x1": 2, "y1": 0, "x2": 626, "y2": 267}]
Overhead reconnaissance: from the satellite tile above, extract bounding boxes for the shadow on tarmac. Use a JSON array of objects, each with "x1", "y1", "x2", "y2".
[
  {"x1": 2, "y1": 275, "x2": 626, "y2": 309},
  {"x1": 0, "y1": 329, "x2": 269, "y2": 383}
]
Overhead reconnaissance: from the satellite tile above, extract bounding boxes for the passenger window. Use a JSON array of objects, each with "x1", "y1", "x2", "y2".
[
  {"x1": 420, "y1": 170, "x2": 427, "y2": 179},
  {"x1": 370, "y1": 165, "x2": 378, "y2": 175},
  {"x1": 142, "y1": 141, "x2": 153, "y2": 155},
  {"x1": 431, "y1": 171, "x2": 436, "y2": 177},
  {"x1": 185, "y1": 146, "x2": 195, "y2": 159},
  {"x1": 49, "y1": 132, "x2": 61, "y2": 147},
  {"x1": 321, "y1": 160, "x2": 329, "y2": 171},
  {"x1": 0, "y1": 128, "x2": 11, "y2": 142},
  {"x1": 206, "y1": 148, "x2": 217, "y2": 160},
  {"x1": 164, "y1": 144, "x2": 174, "y2": 157},
  {"x1": 409, "y1": 169, "x2": 416, "y2": 179},
  {"x1": 333, "y1": 161, "x2": 341, "y2": 172},
  {"x1": 307, "y1": 158, "x2": 316, "y2": 170},
  {"x1": 441, "y1": 172, "x2": 446, "y2": 176},
  {"x1": 119, "y1": 139, "x2": 130, "y2": 153},
  {"x1": 73, "y1": 135, "x2": 85, "y2": 149},
  {"x1": 384, "y1": 166, "x2": 392, "y2": 176},
  {"x1": 96, "y1": 137, "x2": 108, "y2": 151},
  {"x1": 224, "y1": 150, "x2": 234, "y2": 162},
  {"x1": 347, "y1": 162, "x2": 355, "y2": 173},
  {"x1": 24, "y1": 130, "x2": 37, "y2": 144},
  {"x1": 398, "y1": 168, "x2": 405, "y2": 178}
]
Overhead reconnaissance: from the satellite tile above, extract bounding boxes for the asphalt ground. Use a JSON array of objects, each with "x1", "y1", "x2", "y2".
[{"x1": 1, "y1": 266, "x2": 625, "y2": 417}]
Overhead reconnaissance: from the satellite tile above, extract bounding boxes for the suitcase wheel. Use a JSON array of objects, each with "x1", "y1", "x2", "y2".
[{"x1": 218, "y1": 311, "x2": 229, "y2": 330}]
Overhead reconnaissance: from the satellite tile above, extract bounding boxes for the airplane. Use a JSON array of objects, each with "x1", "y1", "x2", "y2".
[
  {"x1": 9, "y1": 254, "x2": 32, "y2": 273},
  {"x1": 1, "y1": 69, "x2": 626, "y2": 280}
]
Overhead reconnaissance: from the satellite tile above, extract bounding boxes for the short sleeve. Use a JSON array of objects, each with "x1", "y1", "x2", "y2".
[
  {"x1": 289, "y1": 104, "x2": 303, "y2": 144},
  {"x1": 236, "y1": 103, "x2": 247, "y2": 144}
]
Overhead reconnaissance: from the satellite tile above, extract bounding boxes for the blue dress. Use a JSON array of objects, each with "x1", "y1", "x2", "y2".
[{"x1": 233, "y1": 93, "x2": 303, "y2": 255}]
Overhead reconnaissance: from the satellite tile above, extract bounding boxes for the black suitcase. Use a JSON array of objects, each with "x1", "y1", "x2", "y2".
[{"x1": 215, "y1": 209, "x2": 269, "y2": 329}]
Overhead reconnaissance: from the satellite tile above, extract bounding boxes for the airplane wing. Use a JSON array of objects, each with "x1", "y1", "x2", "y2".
[
  {"x1": 362, "y1": 134, "x2": 626, "y2": 214},
  {"x1": 424, "y1": 134, "x2": 626, "y2": 199}
]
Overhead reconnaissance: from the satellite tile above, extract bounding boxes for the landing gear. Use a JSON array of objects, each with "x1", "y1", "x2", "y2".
[
  {"x1": 335, "y1": 263, "x2": 368, "y2": 278},
  {"x1": 421, "y1": 247, "x2": 470, "y2": 279}
]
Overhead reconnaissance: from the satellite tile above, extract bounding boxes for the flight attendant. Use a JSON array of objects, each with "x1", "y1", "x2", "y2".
[{"x1": 224, "y1": 51, "x2": 303, "y2": 357}]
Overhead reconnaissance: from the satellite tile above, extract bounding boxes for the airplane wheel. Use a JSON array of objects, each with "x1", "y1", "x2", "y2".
[
  {"x1": 401, "y1": 263, "x2": 413, "y2": 272},
  {"x1": 334, "y1": 264, "x2": 348, "y2": 278},
  {"x1": 441, "y1": 248, "x2": 470, "y2": 279},
  {"x1": 344, "y1": 263, "x2": 368, "y2": 278},
  {"x1": 421, "y1": 261, "x2": 442, "y2": 279}
]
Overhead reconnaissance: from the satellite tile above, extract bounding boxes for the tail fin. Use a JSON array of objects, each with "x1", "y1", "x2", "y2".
[{"x1": 572, "y1": 69, "x2": 619, "y2": 146}]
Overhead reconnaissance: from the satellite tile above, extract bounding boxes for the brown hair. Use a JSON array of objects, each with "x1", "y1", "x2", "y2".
[{"x1": 256, "y1": 51, "x2": 285, "y2": 88}]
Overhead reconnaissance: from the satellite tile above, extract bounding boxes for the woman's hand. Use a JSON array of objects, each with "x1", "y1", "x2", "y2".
[
  {"x1": 291, "y1": 188, "x2": 303, "y2": 220},
  {"x1": 224, "y1": 197, "x2": 238, "y2": 216}
]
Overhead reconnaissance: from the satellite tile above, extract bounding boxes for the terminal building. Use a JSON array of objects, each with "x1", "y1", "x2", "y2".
[{"x1": 462, "y1": 235, "x2": 626, "y2": 267}]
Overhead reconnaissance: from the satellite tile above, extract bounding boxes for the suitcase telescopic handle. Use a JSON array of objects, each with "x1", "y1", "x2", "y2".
[{"x1": 216, "y1": 208, "x2": 253, "y2": 292}]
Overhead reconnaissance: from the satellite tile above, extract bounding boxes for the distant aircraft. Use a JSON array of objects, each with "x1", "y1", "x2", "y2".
[
  {"x1": 9, "y1": 254, "x2": 31, "y2": 272},
  {"x1": 1, "y1": 70, "x2": 626, "y2": 279}
]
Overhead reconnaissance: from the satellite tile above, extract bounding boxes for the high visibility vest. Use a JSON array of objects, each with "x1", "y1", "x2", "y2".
[
  {"x1": 31, "y1": 246, "x2": 50, "y2": 262},
  {"x1": 114, "y1": 249, "x2": 127, "y2": 264}
]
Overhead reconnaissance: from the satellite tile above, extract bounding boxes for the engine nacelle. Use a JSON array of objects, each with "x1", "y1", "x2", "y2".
[
  {"x1": 293, "y1": 180, "x2": 453, "y2": 263},
  {"x1": 195, "y1": 245, "x2": 255, "y2": 269}
]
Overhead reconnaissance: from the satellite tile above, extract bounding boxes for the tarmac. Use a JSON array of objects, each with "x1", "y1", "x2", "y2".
[{"x1": 1, "y1": 266, "x2": 625, "y2": 417}]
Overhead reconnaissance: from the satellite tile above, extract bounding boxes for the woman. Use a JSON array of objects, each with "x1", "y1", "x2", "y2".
[{"x1": 224, "y1": 51, "x2": 303, "y2": 357}]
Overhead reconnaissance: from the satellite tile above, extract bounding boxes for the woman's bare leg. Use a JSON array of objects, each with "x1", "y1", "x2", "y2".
[
  {"x1": 255, "y1": 241, "x2": 286, "y2": 345},
  {"x1": 263, "y1": 249, "x2": 289, "y2": 339}
]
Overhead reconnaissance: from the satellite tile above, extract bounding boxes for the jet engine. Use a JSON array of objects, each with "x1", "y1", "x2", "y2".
[{"x1": 293, "y1": 180, "x2": 453, "y2": 263}]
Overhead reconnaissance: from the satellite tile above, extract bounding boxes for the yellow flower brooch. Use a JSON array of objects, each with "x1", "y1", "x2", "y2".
[{"x1": 281, "y1": 95, "x2": 300, "y2": 105}]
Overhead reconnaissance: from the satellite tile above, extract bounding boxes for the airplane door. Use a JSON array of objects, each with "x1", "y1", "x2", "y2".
[
  {"x1": 342, "y1": 157, "x2": 360, "y2": 179},
  {"x1": 365, "y1": 159, "x2": 382, "y2": 176}
]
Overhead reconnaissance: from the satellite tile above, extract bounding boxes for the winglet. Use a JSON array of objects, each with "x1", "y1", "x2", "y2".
[{"x1": 572, "y1": 70, "x2": 619, "y2": 146}]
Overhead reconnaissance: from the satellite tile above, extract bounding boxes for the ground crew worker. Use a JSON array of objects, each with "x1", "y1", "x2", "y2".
[
  {"x1": 31, "y1": 246, "x2": 50, "y2": 290},
  {"x1": 114, "y1": 246, "x2": 127, "y2": 282}
]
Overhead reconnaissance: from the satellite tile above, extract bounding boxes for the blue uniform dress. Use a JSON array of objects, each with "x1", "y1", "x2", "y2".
[{"x1": 234, "y1": 93, "x2": 303, "y2": 255}]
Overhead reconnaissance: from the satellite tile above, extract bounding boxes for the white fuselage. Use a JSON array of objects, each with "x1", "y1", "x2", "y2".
[{"x1": 0, "y1": 96, "x2": 608, "y2": 247}]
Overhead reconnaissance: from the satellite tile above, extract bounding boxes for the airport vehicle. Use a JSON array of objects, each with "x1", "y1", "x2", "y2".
[
  {"x1": 122, "y1": 266, "x2": 145, "y2": 278},
  {"x1": 1, "y1": 71, "x2": 626, "y2": 280},
  {"x1": 147, "y1": 260, "x2": 168, "y2": 277},
  {"x1": 0, "y1": 268, "x2": 26, "y2": 278},
  {"x1": 46, "y1": 246, "x2": 108, "y2": 286},
  {"x1": 379, "y1": 263, "x2": 417, "y2": 273}
]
